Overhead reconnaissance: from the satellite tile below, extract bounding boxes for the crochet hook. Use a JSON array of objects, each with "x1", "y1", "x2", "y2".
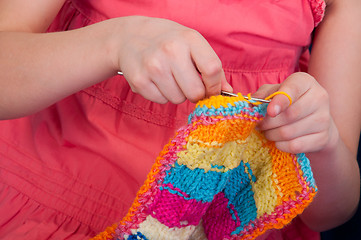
[
  {"x1": 117, "y1": 71, "x2": 270, "y2": 103},
  {"x1": 220, "y1": 91, "x2": 271, "y2": 103}
]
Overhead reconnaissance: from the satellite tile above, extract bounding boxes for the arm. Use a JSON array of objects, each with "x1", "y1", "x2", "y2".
[
  {"x1": 0, "y1": 0, "x2": 117, "y2": 118},
  {"x1": 0, "y1": 0, "x2": 232, "y2": 120},
  {"x1": 302, "y1": 0, "x2": 361, "y2": 231},
  {"x1": 254, "y1": 0, "x2": 361, "y2": 231}
]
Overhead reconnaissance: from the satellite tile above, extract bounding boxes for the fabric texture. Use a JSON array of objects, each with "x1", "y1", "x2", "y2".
[
  {"x1": 92, "y1": 95, "x2": 317, "y2": 240},
  {"x1": 0, "y1": 0, "x2": 325, "y2": 239}
]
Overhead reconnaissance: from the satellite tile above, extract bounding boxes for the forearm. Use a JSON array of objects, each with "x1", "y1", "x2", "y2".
[
  {"x1": 0, "y1": 19, "x2": 120, "y2": 119},
  {"x1": 301, "y1": 133, "x2": 360, "y2": 231},
  {"x1": 301, "y1": 0, "x2": 361, "y2": 231}
]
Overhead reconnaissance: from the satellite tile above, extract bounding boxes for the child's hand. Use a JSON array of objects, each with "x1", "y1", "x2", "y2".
[
  {"x1": 254, "y1": 72, "x2": 339, "y2": 154},
  {"x1": 112, "y1": 16, "x2": 233, "y2": 104}
]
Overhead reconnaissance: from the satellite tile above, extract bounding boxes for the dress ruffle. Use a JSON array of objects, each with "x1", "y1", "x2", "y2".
[
  {"x1": 309, "y1": 0, "x2": 326, "y2": 27},
  {"x1": 47, "y1": 0, "x2": 93, "y2": 32},
  {"x1": 0, "y1": 183, "x2": 96, "y2": 239}
]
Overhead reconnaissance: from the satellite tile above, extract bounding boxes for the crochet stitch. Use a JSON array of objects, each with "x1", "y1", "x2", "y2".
[{"x1": 92, "y1": 94, "x2": 317, "y2": 240}]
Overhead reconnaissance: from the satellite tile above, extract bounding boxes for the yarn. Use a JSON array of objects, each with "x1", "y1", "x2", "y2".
[{"x1": 92, "y1": 93, "x2": 317, "y2": 240}]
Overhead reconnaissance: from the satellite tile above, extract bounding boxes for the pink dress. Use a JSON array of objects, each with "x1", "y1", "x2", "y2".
[{"x1": 0, "y1": 0, "x2": 325, "y2": 239}]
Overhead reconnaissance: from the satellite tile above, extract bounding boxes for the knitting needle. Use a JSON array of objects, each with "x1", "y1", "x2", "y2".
[{"x1": 116, "y1": 71, "x2": 270, "y2": 103}]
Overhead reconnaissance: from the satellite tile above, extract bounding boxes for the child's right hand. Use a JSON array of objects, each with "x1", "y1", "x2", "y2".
[
  {"x1": 0, "y1": 5, "x2": 232, "y2": 119},
  {"x1": 110, "y1": 16, "x2": 233, "y2": 104}
]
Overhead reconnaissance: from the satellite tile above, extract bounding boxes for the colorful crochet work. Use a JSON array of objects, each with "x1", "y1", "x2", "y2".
[{"x1": 92, "y1": 94, "x2": 317, "y2": 240}]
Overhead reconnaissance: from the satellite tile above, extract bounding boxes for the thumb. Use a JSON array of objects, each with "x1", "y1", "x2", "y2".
[
  {"x1": 221, "y1": 77, "x2": 233, "y2": 93},
  {"x1": 267, "y1": 92, "x2": 292, "y2": 117},
  {"x1": 252, "y1": 84, "x2": 280, "y2": 99},
  {"x1": 266, "y1": 73, "x2": 309, "y2": 117}
]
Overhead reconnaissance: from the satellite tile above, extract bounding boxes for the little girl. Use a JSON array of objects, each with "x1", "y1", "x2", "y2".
[{"x1": 0, "y1": 0, "x2": 360, "y2": 239}]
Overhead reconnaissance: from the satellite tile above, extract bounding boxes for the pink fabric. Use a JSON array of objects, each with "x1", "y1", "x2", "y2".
[
  {"x1": 309, "y1": 0, "x2": 327, "y2": 27},
  {"x1": 0, "y1": 0, "x2": 324, "y2": 239}
]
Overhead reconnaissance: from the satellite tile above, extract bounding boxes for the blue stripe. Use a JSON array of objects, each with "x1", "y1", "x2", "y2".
[
  {"x1": 159, "y1": 186, "x2": 192, "y2": 200},
  {"x1": 126, "y1": 232, "x2": 149, "y2": 240},
  {"x1": 188, "y1": 101, "x2": 267, "y2": 123},
  {"x1": 222, "y1": 161, "x2": 257, "y2": 234},
  {"x1": 296, "y1": 153, "x2": 317, "y2": 191},
  {"x1": 163, "y1": 162, "x2": 240, "y2": 202}
]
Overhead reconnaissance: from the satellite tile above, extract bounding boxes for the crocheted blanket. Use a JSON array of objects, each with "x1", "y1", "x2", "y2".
[{"x1": 92, "y1": 94, "x2": 317, "y2": 240}]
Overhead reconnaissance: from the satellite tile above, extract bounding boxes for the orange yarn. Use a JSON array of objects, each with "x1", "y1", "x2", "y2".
[{"x1": 90, "y1": 93, "x2": 316, "y2": 240}]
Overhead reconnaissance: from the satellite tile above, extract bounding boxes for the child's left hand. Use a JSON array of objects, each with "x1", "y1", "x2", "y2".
[{"x1": 253, "y1": 72, "x2": 339, "y2": 154}]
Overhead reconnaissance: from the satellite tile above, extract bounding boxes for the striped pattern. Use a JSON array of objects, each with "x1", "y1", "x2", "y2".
[{"x1": 92, "y1": 94, "x2": 317, "y2": 240}]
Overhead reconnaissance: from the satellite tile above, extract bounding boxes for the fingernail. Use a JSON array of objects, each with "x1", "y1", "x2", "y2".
[
  {"x1": 227, "y1": 85, "x2": 233, "y2": 92},
  {"x1": 274, "y1": 105, "x2": 281, "y2": 116}
]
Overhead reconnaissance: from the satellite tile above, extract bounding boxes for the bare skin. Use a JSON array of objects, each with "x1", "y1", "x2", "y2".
[
  {"x1": 0, "y1": 1, "x2": 232, "y2": 119},
  {"x1": 253, "y1": 0, "x2": 361, "y2": 231},
  {"x1": 0, "y1": 0, "x2": 360, "y2": 232}
]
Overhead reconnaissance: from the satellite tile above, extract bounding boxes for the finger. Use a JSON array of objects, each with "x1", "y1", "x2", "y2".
[
  {"x1": 259, "y1": 76, "x2": 324, "y2": 131},
  {"x1": 127, "y1": 73, "x2": 168, "y2": 104},
  {"x1": 143, "y1": 58, "x2": 187, "y2": 104},
  {"x1": 198, "y1": 58, "x2": 224, "y2": 97},
  {"x1": 189, "y1": 37, "x2": 224, "y2": 97},
  {"x1": 266, "y1": 73, "x2": 313, "y2": 117},
  {"x1": 121, "y1": 57, "x2": 170, "y2": 104},
  {"x1": 274, "y1": 131, "x2": 330, "y2": 154},
  {"x1": 258, "y1": 88, "x2": 319, "y2": 131},
  {"x1": 221, "y1": 76, "x2": 233, "y2": 93},
  {"x1": 262, "y1": 110, "x2": 330, "y2": 142},
  {"x1": 170, "y1": 52, "x2": 206, "y2": 103},
  {"x1": 251, "y1": 84, "x2": 280, "y2": 99},
  {"x1": 152, "y1": 74, "x2": 187, "y2": 104}
]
